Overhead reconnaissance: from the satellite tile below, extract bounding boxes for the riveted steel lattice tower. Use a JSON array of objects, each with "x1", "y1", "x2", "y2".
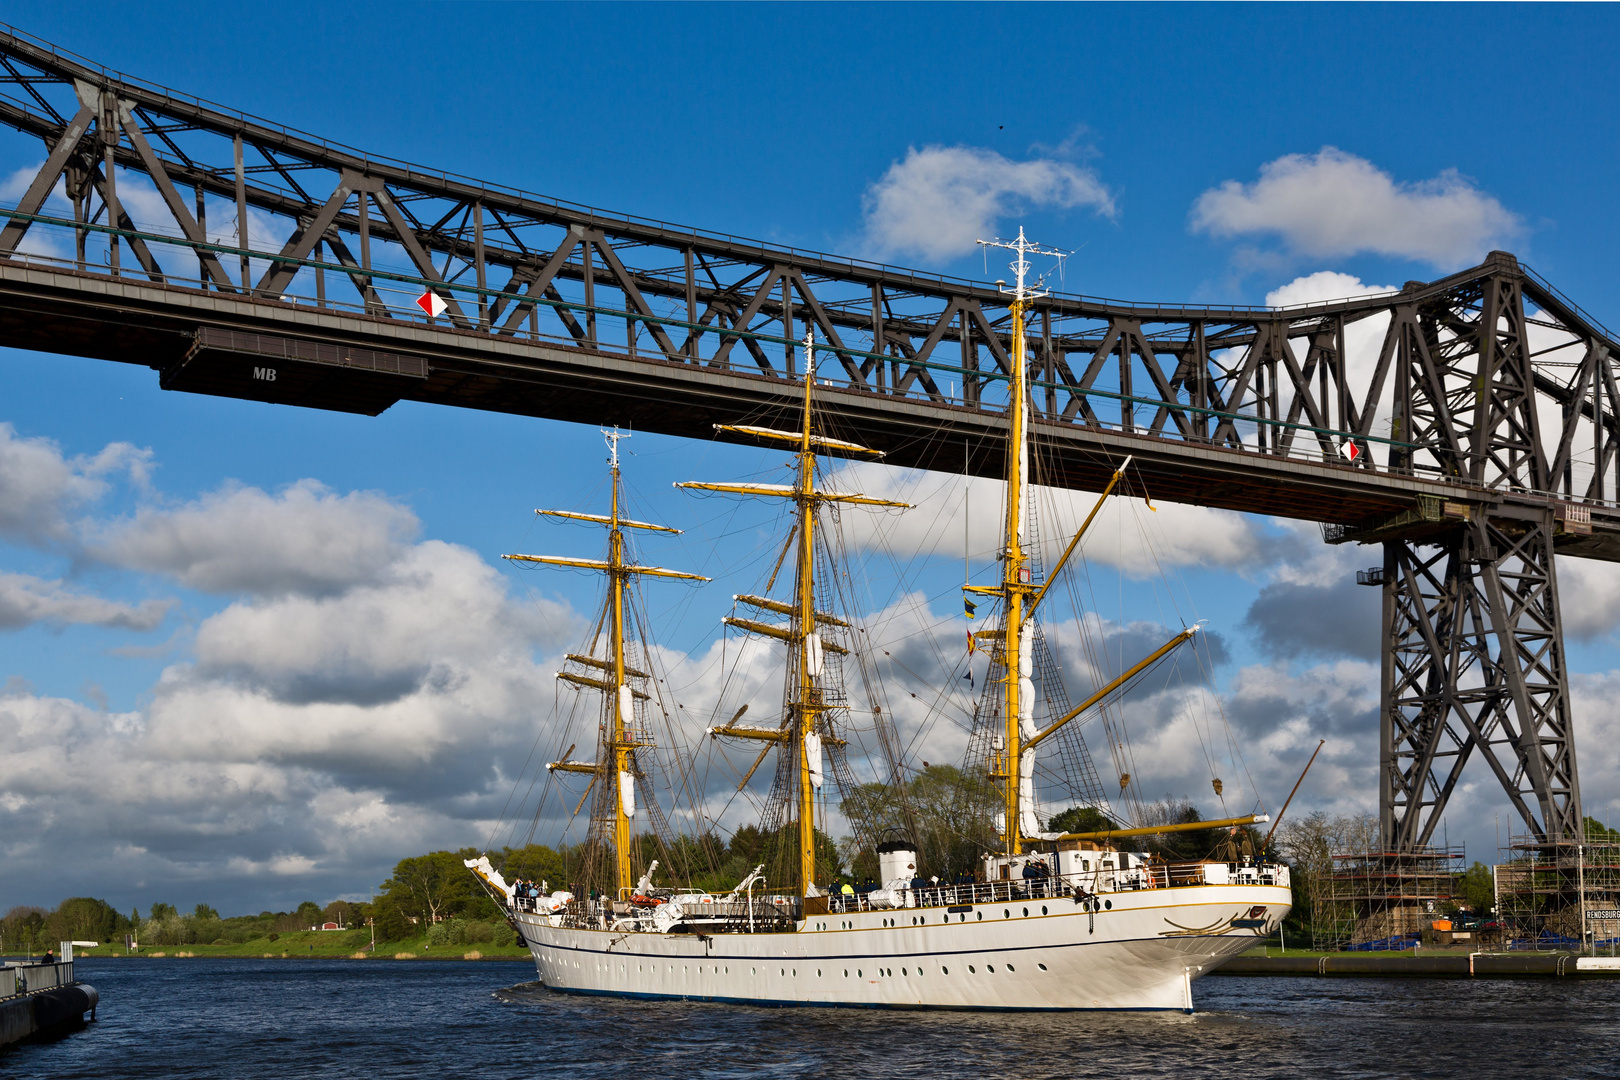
[{"x1": 1369, "y1": 263, "x2": 1583, "y2": 849}]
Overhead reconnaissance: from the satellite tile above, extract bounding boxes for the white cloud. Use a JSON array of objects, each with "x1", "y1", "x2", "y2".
[
  {"x1": 0, "y1": 423, "x2": 150, "y2": 545},
  {"x1": 1555, "y1": 558, "x2": 1620, "y2": 641},
  {"x1": 0, "y1": 521, "x2": 582, "y2": 907},
  {"x1": 1264, "y1": 270, "x2": 1397, "y2": 309},
  {"x1": 824, "y1": 461, "x2": 1268, "y2": 578},
  {"x1": 1191, "y1": 147, "x2": 1522, "y2": 269},
  {"x1": 88, "y1": 479, "x2": 420, "y2": 596},
  {"x1": 861, "y1": 145, "x2": 1114, "y2": 262},
  {"x1": 0, "y1": 572, "x2": 170, "y2": 631}
]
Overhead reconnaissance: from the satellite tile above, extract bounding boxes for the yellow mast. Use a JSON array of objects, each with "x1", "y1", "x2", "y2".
[
  {"x1": 606, "y1": 433, "x2": 633, "y2": 894},
  {"x1": 975, "y1": 227, "x2": 1059, "y2": 858},
  {"x1": 680, "y1": 332, "x2": 908, "y2": 898},
  {"x1": 1003, "y1": 289, "x2": 1028, "y2": 857},
  {"x1": 504, "y1": 430, "x2": 707, "y2": 900},
  {"x1": 973, "y1": 230, "x2": 1199, "y2": 857},
  {"x1": 793, "y1": 340, "x2": 819, "y2": 897}
]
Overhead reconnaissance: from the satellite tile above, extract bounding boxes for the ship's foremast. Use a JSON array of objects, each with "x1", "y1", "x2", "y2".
[
  {"x1": 685, "y1": 333, "x2": 909, "y2": 897},
  {"x1": 505, "y1": 431, "x2": 708, "y2": 900}
]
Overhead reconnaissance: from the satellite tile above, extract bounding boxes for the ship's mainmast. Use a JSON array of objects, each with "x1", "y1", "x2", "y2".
[
  {"x1": 685, "y1": 333, "x2": 908, "y2": 897},
  {"x1": 505, "y1": 430, "x2": 707, "y2": 899}
]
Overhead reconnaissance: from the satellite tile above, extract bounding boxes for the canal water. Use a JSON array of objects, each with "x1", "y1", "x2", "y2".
[{"x1": 6, "y1": 957, "x2": 1618, "y2": 1078}]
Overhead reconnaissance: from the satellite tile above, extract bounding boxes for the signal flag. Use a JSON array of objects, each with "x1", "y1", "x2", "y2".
[
  {"x1": 417, "y1": 289, "x2": 448, "y2": 318},
  {"x1": 1339, "y1": 438, "x2": 1361, "y2": 462}
]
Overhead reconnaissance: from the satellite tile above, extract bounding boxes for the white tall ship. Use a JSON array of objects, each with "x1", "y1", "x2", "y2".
[{"x1": 469, "y1": 230, "x2": 1291, "y2": 1010}]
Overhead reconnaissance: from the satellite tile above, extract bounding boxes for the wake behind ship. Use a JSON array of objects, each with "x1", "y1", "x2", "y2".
[{"x1": 469, "y1": 229, "x2": 1291, "y2": 1010}]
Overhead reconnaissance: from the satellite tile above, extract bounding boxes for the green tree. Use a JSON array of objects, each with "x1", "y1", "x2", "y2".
[
  {"x1": 728, "y1": 825, "x2": 766, "y2": 864},
  {"x1": 148, "y1": 902, "x2": 177, "y2": 921},
  {"x1": 370, "y1": 895, "x2": 410, "y2": 942},
  {"x1": 499, "y1": 844, "x2": 567, "y2": 889},
  {"x1": 193, "y1": 904, "x2": 219, "y2": 921},
  {"x1": 383, "y1": 851, "x2": 491, "y2": 924},
  {"x1": 842, "y1": 764, "x2": 997, "y2": 882},
  {"x1": 1585, "y1": 817, "x2": 1620, "y2": 843},
  {"x1": 2, "y1": 906, "x2": 47, "y2": 952},
  {"x1": 48, "y1": 897, "x2": 131, "y2": 944},
  {"x1": 1458, "y1": 861, "x2": 1495, "y2": 913},
  {"x1": 295, "y1": 901, "x2": 323, "y2": 927},
  {"x1": 1046, "y1": 805, "x2": 1115, "y2": 836}
]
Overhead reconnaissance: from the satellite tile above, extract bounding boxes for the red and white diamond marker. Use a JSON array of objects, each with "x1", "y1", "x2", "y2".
[
  {"x1": 1339, "y1": 438, "x2": 1361, "y2": 462},
  {"x1": 416, "y1": 289, "x2": 447, "y2": 318}
]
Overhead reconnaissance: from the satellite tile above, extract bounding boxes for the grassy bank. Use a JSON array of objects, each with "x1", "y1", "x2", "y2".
[{"x1": 3, "y1": 928, "x2": 532, "y2": 961}]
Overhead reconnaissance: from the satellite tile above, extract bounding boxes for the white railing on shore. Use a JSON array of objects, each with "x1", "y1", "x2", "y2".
[{"x1": 1, "y1": 960, "x2": 74, "y2": 1002}]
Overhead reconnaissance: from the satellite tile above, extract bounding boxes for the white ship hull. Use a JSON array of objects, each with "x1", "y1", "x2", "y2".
[{"x1": 514, "y1": 881, "x2": 1289, "y2": 1011}]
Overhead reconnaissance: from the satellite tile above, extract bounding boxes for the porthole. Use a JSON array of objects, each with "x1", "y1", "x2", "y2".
[
  {"x1": 780, "y1": 968, "x2": 785, "y2": 976},
  {"x1": 858, "y1": 969, "x2": 863, "y2": 977},
  {"x1": 968, "y1": 965, "x2": 976, "y2": 973},
  {"x1": 817, "y1": 969, "x2": 822, "y2": 977},
  {"x1": 1038, "y1": 963, "x2": 1048, "y2": 971},
  {"x1": 987, "y1": 964, "x2": 995, "y2": 973},
  {"x1": 959, "y1": 914, "x2": 966, "y2": 922},
  {"x1": 1105, "y1": 900, "x2": 1112, "y2": 909},
  {"x1": 1007, "y1": 964, "x2": 1016, "y2": 972},
  {"x1": 976, "y1": 912, "x2": 983, "y2": 921},
  {"x1": 843, "y1": 969, "x2": 849, "y2": 977},
  {"x1": 1022, "y1": 907, "x2": 1029, "y2": 917},
  {"x1": 942, "y1": 966, "x2": 949, "y2": 974},
  {"x1": 902, "y1": 967, "x2": 908, "y2": 976},
  {"x1": 1004, "y1": 909, "x2": 1010, "y2": 918},
  {"x1": 1041, "y1": 906, "x2": 1048, "y2": 915}
]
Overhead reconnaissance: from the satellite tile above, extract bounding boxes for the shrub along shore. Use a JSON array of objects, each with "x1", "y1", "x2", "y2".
[{"x1": 3, "y1": 928, "x2": 530, "y2": 961}]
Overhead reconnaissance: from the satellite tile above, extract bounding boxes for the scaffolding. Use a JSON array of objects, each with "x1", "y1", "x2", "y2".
[
  {"x1": 1495, "y1": 835, "x2": 1620, "y2": 952},
  {"x1": 1311, "y1": 846, "x2": 1464, "y2": 950}
]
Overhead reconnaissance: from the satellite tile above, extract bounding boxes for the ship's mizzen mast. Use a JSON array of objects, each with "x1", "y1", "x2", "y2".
[
  {"x1": 972, "y1": 229, "x2": 1201, "y2": 859},
  {"x1": 971, "y1": 228, "x2": 1066, "y2": 857},
  {"x1": 504, "y1": 429, "x2": 707, "y2": 899},
  {"x1": 683, "y1": 332, "x2": 908, "y2": 897}
]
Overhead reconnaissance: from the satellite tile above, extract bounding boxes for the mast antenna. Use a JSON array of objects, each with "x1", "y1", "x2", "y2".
[
  {"x1": 603, "y1": 426, "x2": 629, "y2": 470},
  {"x1": 976, "y1": 227, "x2": 1069, "y2": 304}
]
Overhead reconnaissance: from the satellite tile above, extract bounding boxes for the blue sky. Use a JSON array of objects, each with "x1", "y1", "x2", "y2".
[{"x1": 3, "y1": 2, "x2": 1620, "y2": 915}]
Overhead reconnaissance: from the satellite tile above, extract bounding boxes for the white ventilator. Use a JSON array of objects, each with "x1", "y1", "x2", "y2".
[
  {"x1": 619, "y1": 770, "x2": 636, "y2": 818},
  {"x1": 804, "y1": 632, "x2": 824, "y2": 678},
  {"x1": 805, "y1": 731, "x2": 824, "y2": 789}
]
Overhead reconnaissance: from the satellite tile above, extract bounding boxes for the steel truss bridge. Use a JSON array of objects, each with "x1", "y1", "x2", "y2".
[{"x1": 0, "y1": 25, "x2": 1614, "y2": 853}]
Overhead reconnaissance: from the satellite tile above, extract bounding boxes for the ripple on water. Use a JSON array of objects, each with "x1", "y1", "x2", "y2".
[{"x1": 6, "y1": 958, "x2": 1618, "y2": 1079}]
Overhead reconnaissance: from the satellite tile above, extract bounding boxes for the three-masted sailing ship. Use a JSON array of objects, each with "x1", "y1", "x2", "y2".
[{"x1": 467, "y1": 230, "x2": 1292, "y2": 1010}]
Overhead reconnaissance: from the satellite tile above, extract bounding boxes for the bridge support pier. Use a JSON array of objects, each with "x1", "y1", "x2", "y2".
[{"x1": 1379, "y1": 514, "x2": 1582, "y2": 850}]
